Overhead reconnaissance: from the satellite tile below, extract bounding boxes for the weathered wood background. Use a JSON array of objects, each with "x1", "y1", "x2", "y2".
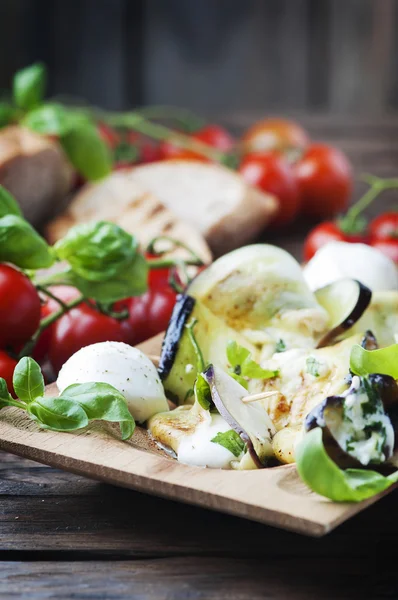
[{"x1": 0, "y1": 0, "x2": 397, "y2": 113}]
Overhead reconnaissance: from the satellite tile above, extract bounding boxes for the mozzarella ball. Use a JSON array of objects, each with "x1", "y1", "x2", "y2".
[
  {"x1": 57, "y1": 341, "x2": 169, "y2": 422},
  {"x1": 303, "y1": 241, "x2": 398, "y2": 292}
]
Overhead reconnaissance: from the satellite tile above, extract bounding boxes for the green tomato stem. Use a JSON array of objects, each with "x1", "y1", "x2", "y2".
[
  {"x1": 18, "y1": 295, "x2": 84, "y2": 359},
  {"x1": 341, "y1": 175, "x2": 398, "y2": 232},
  {"x1": 146, "y1": 235, "x2": 205, "y2": 266},
  {"x1": 101, "y1": 111, "x2": 226, "y2": 163},
  {"x1": 133, "y1": 105, "x2": 205, "y2": 133},
  {"x1": 36, "y1": 284, "x2": 69, "y2": 310},
  {"x1": 147, "y1": 257, "x2": 203, "y2": 269}
]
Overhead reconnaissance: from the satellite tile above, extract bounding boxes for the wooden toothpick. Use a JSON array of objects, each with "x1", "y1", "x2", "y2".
[{"x1": 241, "y1": 391, "x2": 281, "y2": 404}]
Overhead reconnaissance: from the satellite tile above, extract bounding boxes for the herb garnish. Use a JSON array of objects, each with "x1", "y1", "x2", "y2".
[
  {"x1": 211, "y1": 430, "x2": 246, "y2": 457},
  {"x1": 306, "y1": 356, "x2": 321, "y2": 377},
  {"x1": 226, "y1": 341, "x2": 278, "y2": 389}
]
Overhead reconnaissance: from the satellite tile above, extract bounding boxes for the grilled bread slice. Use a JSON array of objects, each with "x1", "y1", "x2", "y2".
[
  {"x1": 47, "y1": 160, "x2": 277, "y2": 256},
  {"x1": 46, "y1": 172, "x2": 212, "y2": 264}
]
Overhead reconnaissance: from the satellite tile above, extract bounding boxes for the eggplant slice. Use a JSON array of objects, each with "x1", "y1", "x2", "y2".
[
  {"x1": 203, "y1": 365, "x2": 276, "y2": 468},
  {"x1": 158, "y1": 294, "x2": 195, "y2": 381},
  {"x1": 315, "y1": 279, "x2": 372, "y2": 348}
]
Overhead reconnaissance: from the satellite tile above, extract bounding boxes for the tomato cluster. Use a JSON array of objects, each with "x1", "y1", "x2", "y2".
[
  {"x1": 0, "y1": 259, "x2": 177, "y2": 387},
  {"x1": 304, "y1": 212, "x2": 398, "y2": 263}
]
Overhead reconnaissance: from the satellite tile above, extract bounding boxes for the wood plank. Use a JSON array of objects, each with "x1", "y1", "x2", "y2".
[
  {"x1": 0, "y1": 556, "x2": 396, "y2": 600},
  {"x1": 0, "y1": 450, "x2": 397, "y2": 557},
  {"x1": 0, "y1": 331, "x2": 395, "y2": 539}
]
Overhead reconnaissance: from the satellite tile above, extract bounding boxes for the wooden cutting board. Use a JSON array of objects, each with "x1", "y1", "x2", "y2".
[{"x1": 0, "y1": 333, "x2": 394, "y2": 537}]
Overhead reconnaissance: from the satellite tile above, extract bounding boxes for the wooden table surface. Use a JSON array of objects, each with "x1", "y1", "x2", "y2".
[{"x1": 2, "y1": 115, "x2": 398, "y2": 599}]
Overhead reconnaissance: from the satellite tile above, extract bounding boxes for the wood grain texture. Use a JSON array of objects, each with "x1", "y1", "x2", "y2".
[
  {"x1": 1, "y1": 556, "x2": 397, "y2": 600},
  {"x1": 0, "y1": 335, "x2": 395, "y2": 538}
]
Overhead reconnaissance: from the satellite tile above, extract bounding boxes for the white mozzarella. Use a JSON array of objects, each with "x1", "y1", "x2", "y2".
[
  {"x1": 56, "y1": 341, "x2": 169, "y2": 423},
  {"x1": 303, "y1": 241, "x2": 398, "y2": 292},
  {"x1": 177, "y1": 413, "x2": 239, "y2": 469}
]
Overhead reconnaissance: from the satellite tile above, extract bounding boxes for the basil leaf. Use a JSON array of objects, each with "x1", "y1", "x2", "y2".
[
  {"x1": 227, "y1": 341, "x2": 278, "y2": 382},
  {"x1": 0, "y1": 215, "x2": 54, "y2": 268},
  {"x1": 275, "y1": 339, "x2": 286, "y2": 353},
  {"x1": 295, "y1": 427, "x2": 398, "y2": 502},
  {"x1": 0, "y1": 185, "x2": 22, "y2": 217},
  {"x1": 28, "y1": 397, "x2": 89, "y2": 432},
  {"x1": 0, "y1": 378, "x2": 15, "y2": 409},
  {"x1": 61, "y1": 382, "x2": 135, "y2": 440},
  {"x1": 194, "y1": 373, "x2": 213, "y2": 411},
  {"x1": 350, "y1": 344, "x2": 398, "y2": 379},
  {"x1": 13, "y1": 357, "x2": 44, "y2": 404},
  {"x1": 54, "y1": 221, "x2": 139, "y2": 282},
  {"x1": 22, "y1": 103, "x2": 71, "y2": 136},
  {"x1": 0, "y1": 102, "x2": 19, "y2": 128},
  {"x1": 62, "y1": 253, "x2": 148, "y2": 303},
  {"x1": 211, "y1": 430, "x2": 246, "y2": 457},
  {"x1": 227, "y1": 340, "x2": 250, "y2": 368},
  {"x1": 60, "y1": 121, "x2": 112, "y2": 181},
  {"x1": 306, "y1": 356, "x2": 321, "y2": 377},
  {"x1": 13, "y1": 63, "x2": 46, "y2": 110},
  {"x1": 241, "y1": 360, "x2": 278, "y2": 379}
]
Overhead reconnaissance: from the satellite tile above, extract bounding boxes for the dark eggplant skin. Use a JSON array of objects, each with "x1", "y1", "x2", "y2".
[
  {"x1": 203, "y1": 365, "x2": 265, "y2": 469},
  {"x1": 158, "y1": 294, "x2": 196, "y2": 381},
  {"x1": 316, "y1": 280, "x2": 372, "y2": 348}
]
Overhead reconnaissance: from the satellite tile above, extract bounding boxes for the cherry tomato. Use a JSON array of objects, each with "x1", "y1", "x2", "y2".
[
  {"x1": 241, "y1": 118, "x2": 309, "y2": 154},
  {"x1": 369, "y1": 212, "x2": 398, "y2": 239},
  {"x1": 48, "y1": 302, "x2": 124, "y2": 374},
  {"x1": 193, "y1": 125, "x2": 235, "y2": 152},
  {"x1": 239, "y1": 152, "x2": 300, "y2": 226},
  {"x1": 97, "y1": 123, "x2": 120, "y2": 149},
  {"x1": 303, "y1": 221, "x2": 368, "y2": 262},
  {"x1": 0, "y1": 264, "x2": 41, "y2": 349},
  {"x1": 116, "y1": 288, "x2": 177, "y2": 346},
  {"x1": 146, "y1": 254, "x2": 171, "y2": 289},
  {"x1": 370, "y1": 237, "x2": 398, "y2": 263},
  {"x1": 158, "y1": 140, "x2": 209, "y2": 162},
  {"x1": 0, "y1": 351, "x2": 17, "y2": 398},
  {"x1": 126, "y1": 132, "x2": 161, "y2": 164},
  {"x1": 294, "y1": 144, "x2": 353, "y2": 218},
  {"x1": 159, "y1": 124, "x2": 234, "y2": 162}
]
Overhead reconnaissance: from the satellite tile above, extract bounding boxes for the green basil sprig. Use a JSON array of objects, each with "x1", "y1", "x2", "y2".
[
  {"x1": 50, "y1": 221, "x2": 148, "y2": 302},
  {"x1": 0, "y1": 357, "x2": 135, "y2": 440},
  {"x1": 350, "y1": 343, "x2": 398, "y2": 379},
  {"x1": 13, "y1": 63, "x2": 46, "y2": 111},
  {"x1": 0, "y1": 214, "x2": 54, "y2": 269},
  {"x1": 54, "y1": 221, "x2": 139, "y2": 282},
  {"x1": 63, "y1": 254, "x2": 148, "y2": 303},
  {"x1": 295, "y1": 427, "x2": 398, "y2": 502},
  {"x1": 6, "y1": 61, "x2": 112, "y2": 182},
  {"x1": 226, "y1": 341, "x2": 278, "y2": 389}
]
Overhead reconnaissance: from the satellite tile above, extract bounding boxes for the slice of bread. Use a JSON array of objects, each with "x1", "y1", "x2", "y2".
[
  {"x1": 47, "y1": 161, "x2": 277, "y2": 256},
  {"x1": 0, "y1": 125, "x2": 74, "y2": 226},
  {"x1": 46, "y1": 171, "x2": 212, "y2": 264}
]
